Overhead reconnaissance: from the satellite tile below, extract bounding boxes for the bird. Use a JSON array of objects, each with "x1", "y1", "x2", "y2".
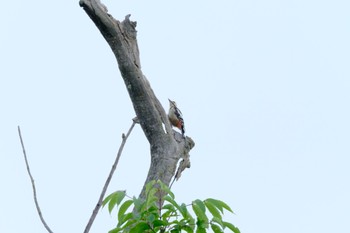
[{"x1": 168, "y1": 99, "x2": 185, "y2": 137}]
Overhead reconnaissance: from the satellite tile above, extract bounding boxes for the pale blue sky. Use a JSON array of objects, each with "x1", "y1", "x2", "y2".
[{"x1": 1, "y1": 0, "x2": 349, "y2": 233}]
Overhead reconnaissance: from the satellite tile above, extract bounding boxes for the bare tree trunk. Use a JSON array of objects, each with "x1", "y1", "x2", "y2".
[{"x1": 79, "y1": 0, "x2": 195, "y2": 198}]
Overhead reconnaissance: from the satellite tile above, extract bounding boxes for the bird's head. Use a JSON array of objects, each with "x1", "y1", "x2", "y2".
[{"x1": 168, "y1": 99, "x2": 177, "y2": 107}]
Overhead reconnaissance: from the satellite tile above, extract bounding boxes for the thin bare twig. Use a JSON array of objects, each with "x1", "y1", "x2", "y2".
[
  {"x1": 18, "y1": 126, "x2": 54, "y2": 233},
  {"x1": 83, "y1": 118, "x2": 137, "y2": 233}
]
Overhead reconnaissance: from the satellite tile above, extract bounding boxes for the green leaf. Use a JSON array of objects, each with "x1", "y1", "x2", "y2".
[
  {"x1": 204, "y1": 201, "x2": 222, "y2": 220},
  {"x1": 187, "y1": 213, "x2": 196, "y2": 228},
  {"x1": 205, "y1": 198, "x2": 234, "y2": 214},
  {"x1": 179, "y1": 203, "x2": 194, "y2": 220},
  {"x1": 117, "y1": 214, "x2": 135, "y2": 230},
  {"x1": 192, "y1": 200, "x2": 208, "y2": 228},
  {"x1": 145, "y1": 180, "x2": 157, "y2": 195},
  {"x1": 159, "y1": 180, "x2": 175, "y2": 199},
  {"x1": 170, "y1": 226, "x2": 180, "y2": 233},
  {"x1": 133, "y1": 196, "x2": 145, "y2": 212},
  {"x1": 117, "y1": 212, "x2": 133, "y2": 228},
  {"x1": 103, "y1": 191, "x2": 126, "y2": 214},
  {"x1": 129, "y1": 222, "x2": 151, "y2": 233},
  {"x1": 145, "y1": 205, "x2": 159, "y2": 219},
  {"x1": 162, "y1": 203, "x2": 176, "y2": 212},
  {"x1": 193, "y1": 199, "x2": 206, "y2": 212},
  {"x1": 115, "y1": 191, "x2": 126, "y2": 205},
  {"x1": 168, "y1": 219, "x2": 180, "y2": 226},
  {"x1": 192, "y1": 200, "x2": 208, "y2": 223},
  {"x1": 164, "y1": 195, "x2": 183, "y2": 215},
  {"x1": 192, "y1": 203, "x2": 205, "y2": 221},
  {"x1": 195, "y1": 227, "x2": 207, "y2": 233},
  {"x1": 196, "y1": 219, "x2": 209, "y2": 229},
  {"x1": 162, "y1": 210, "x2": 177, "y2": 220},
  {"x1": 152, "y1": 219, "x2": 166, "y2": 228},
  {"x1": 210, "y1": 223, "x2": 224, "y2": 233},
  {"x1": 109, "y1": 227, "x2": 122, "y2": 233},
  {"x1": 102, "y1": 192, "x2": 115, "y2": 208},
  {"x1": 171, "y1": 229, "x2": 180, "y2": 233},
  {"x1": 146, "y1": 213, "x2": 156, "y2": 223},
  {"x1": 146, "y1": 187, "x2": 158, "y2": 208},
  {"x1": 117, "y1": 200, "x2": 133, "y2": 223},
  {"x1": 223, "y1": 221, "x2": 241, "y2": 233},
  {"x1": 176, "y1": 216, "x2": 195, "y2": 232},
  {"x1": 182, "y1": 225, "x2": 194, "y2": 233},
  {"x1": 102, "y1": 191, "x2": 125, "y2": 209},
  {"x1": 211, "y1": 217, "x2": 224, "y2": 229}
]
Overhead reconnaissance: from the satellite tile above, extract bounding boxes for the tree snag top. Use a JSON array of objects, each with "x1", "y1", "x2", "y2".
[{"x1": 80, "y1": 0, "x2": 195, "y2": 195}]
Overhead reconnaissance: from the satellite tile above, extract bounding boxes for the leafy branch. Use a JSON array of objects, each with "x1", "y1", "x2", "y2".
[{"x1": 103, "y1": 180, "x2": 240, "y2": 233}]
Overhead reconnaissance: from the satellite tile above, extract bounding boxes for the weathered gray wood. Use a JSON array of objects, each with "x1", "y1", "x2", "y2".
[{"x1": 79, "y1": 0, "x2": 195, "y2": 197}]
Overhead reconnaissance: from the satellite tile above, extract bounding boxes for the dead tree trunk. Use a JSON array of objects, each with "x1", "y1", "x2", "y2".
[{"x1": 79, "y1": 0, "x2": 195, "y2": 198}]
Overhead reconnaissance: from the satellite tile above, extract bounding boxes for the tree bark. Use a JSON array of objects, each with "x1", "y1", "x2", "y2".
[{"x1": 79, "y1": 0, "x2": 195, "y2": 198}]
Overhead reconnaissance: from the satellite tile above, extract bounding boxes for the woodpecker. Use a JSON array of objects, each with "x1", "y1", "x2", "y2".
[{"x1": 168, "y1": 99, "x2": 185, "y2": 137}]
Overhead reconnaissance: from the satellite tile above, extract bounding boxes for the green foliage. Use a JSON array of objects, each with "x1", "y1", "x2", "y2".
[{"x1": 103, "y1": 180, "x2": 240, "y2": 233}]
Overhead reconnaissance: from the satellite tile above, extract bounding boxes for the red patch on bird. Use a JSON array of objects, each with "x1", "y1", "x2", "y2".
[{"x1": 176, "y1": 122, "x2": 182, "y2": 129}]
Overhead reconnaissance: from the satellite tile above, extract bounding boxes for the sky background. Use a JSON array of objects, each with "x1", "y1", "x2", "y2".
[{"x1": 1, "y1": 0, "x2": 349, "y2": 232}]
